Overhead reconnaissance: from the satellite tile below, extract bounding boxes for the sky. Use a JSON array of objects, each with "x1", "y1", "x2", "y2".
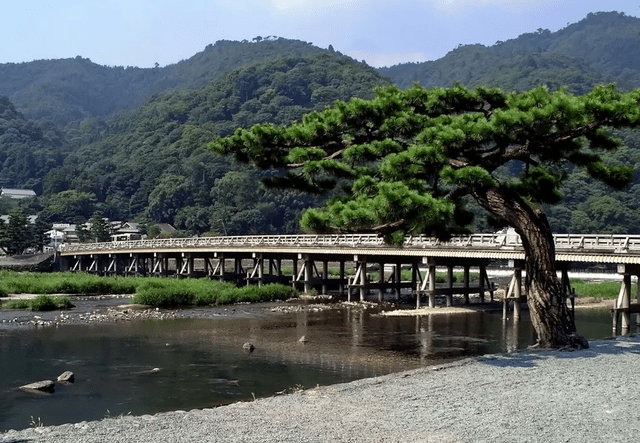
[{"x1": 2, "y1": 0, "x2": 639, "y2": 69}]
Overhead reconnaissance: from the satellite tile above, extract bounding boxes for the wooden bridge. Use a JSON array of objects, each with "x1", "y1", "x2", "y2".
[{"x1": 58, "y1": 232, "x2": 640, "y2": 333}]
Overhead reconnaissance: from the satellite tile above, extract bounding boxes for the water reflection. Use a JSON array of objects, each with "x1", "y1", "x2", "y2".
[{"x1": 0, "y1": 304, "x2": 619, "y2": 431}]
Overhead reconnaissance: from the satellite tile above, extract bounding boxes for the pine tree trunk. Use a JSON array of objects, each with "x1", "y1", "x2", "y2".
[{"x1": 474, "y1": 187, "x2": 588, "y2": 349}]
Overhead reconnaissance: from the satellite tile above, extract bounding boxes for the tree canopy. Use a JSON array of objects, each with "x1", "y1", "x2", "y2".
[{"x1": 212, "y1": 83, "x2": 640, "y2": 348}]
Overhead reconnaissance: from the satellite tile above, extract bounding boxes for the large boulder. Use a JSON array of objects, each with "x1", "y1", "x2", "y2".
[{"x1": 20, "y1": 380, "x2": 55, "y2": 393}]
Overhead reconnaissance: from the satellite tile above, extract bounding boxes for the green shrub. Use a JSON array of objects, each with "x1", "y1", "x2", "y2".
[
  {"x1": 2, "y1": 299, "x2": 31, "y2": 309},
  {"x1": 131, "y1": 281, "x2": 196, "y2": 307},
  {"x1": 131, "y1": 278, "x2": 298, "y2": 308},
  {"x1": 0, "y1": 271, "x2": 139, "y2": 296},
  {"x1": 2, "y1": 295, "x2": 73, "y2": 311},
  {"x1": 30, "y1": 295, "x2": 58, "y2": 311}
]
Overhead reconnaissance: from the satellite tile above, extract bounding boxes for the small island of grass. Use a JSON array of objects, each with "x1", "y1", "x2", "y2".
[{"x1": 0, "y1": 270, "x2": 299, "y2": 310}]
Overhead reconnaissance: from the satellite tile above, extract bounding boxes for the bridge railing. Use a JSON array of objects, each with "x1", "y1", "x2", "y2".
[{"x1": 58, "y1": 233, "x2": 640, "y2": 255}]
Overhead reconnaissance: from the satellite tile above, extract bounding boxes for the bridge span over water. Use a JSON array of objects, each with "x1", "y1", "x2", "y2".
[{"x1": 59, "y1": 233, "x2": 640, "y2": 332}]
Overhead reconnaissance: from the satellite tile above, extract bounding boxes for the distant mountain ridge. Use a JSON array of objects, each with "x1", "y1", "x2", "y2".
[
  {"x1": 379, "y1": 11, "x2": 640, "y2": 93},
  {"x1": 0, "y1": 38, "x2": 328, "y2": 124}
]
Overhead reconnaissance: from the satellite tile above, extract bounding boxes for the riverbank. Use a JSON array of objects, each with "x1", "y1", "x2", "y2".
[{"x1": 2, "y1": 335, "x2": 638, "y2": 443}]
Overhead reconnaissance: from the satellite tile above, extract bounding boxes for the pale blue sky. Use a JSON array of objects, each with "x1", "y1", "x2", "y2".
[{"x1": 2, "y1": 0, "x2": 639, "y2": 68}]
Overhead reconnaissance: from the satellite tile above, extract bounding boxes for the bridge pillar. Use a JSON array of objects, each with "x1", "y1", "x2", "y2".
[
  {"x1": 106, "y1": 254, "x2": 120, "y2": 275},
  {"x1": 612, "y1": 264, "x2": 640, "y2": 334},
  {"x1": 446, "y1": 266, "x2": 454, "y2": 307},
  {"x1": 503, "y1": 261, "x2": 524, "y2": 320},
  {"x1": 234, "y1": 258, "x2": 244, "y2": 285},
  {"x1": 463, "y1": 265, "x2": 470, "y2": 304},
  {"x1": 322, "y1": 260, "x2": 328, "y2": 295},
  {"x1": 360, "y1": 258, "x2": 368, "y2": 301},
  {"x1": 249, "y1": 253, "x2": 264, "y2": 286},
  {"x1": 427, "y1": 263, "x2": 436, "y2": 308},
  {"x1": 213, "y1": 253, "x2": 225, "y2": 280},
  {"x1": 348, "y1": 256, "x2": 368, "y2": 302},
  {"x1": 289, "y1": 259, "x2": 295, "y2": 289},
  {"x1": 393, "y1": 263, "x2": 401, "y2": 300},
  {"x1": 413, "y1": 262, "x2": 420, "y2": 308},
  {"x1": 339, "y1": 261, "x2": 346, "y2": 296}
]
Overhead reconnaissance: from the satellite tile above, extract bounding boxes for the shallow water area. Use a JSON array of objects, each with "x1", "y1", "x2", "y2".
[{"x1": 0, "y1": 296, "x2": 628, "y2": 432}]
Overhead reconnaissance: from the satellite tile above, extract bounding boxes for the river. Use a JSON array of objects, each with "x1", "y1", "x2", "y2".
[{"x1": 0, "y1": 297, "x2": 626, "y2": 432}]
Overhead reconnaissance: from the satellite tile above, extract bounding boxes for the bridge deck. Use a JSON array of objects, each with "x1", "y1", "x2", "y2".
[{"x1": 59, "y1": 233, "x2": 640, "y2": 264}]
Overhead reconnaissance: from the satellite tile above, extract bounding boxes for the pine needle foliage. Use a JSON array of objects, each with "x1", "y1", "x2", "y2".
[{"x1": 212, "y1": 84, "x2": 640, "y2": 243}]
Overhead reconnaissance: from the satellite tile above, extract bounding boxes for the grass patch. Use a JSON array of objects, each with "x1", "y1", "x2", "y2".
[
  {"x1": 0, "y1": 270, "x2": 137, "y2": 296},
  {"x1": 130, "y1": 279, "x2": 298, "y2": 307},
  {"x1": 2, "y1": 295, "x2": 74, "y2": 311},
  {"x1": 570, "y1": 279, "x2": 634, "y2": 299},
  {"x1": 0, "y1": 271, "x2": 299, "y2": 309}
]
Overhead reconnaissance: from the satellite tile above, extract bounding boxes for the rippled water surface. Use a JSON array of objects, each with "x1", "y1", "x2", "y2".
[{"x1": 0, "y1": 301, "x2": 626, "y2": 431}]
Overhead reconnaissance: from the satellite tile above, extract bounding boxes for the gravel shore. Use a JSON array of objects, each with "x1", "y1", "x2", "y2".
[{"x1": 2, "y1": 335, "x2": 638, "y2": 443}]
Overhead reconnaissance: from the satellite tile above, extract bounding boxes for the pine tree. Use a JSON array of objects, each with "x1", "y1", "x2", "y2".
[
  {"x1": 5, "y1": 208, "x2": 31, "y2": 255},
  {"x1": 90, "y1": 211, "x2": 112, "y2": 242},
  {"x1": 212, "y1": 84, "x2": 640, "y2": 349}
]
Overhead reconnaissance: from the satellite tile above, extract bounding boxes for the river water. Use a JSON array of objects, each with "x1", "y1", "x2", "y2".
[{"x1": 0, "y1": 299, "x2": 627, "y2": 432}]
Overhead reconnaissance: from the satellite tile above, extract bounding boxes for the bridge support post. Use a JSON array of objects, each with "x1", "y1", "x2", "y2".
[
  {"x1": 304, "y1": 255, "x2": 312, "y2": 293},
  {"x1": 558, "y1": 263, "x2": 575, "y2": 316},
  {"x1": 234, "y1": 258, "x2": 244, "y2": 285},
  {"x1": 322, "y1": 260, "x2": 328, "y2": 295},
  {"x1": 290, "y1": 259, "x2": 298, "y2": 290},
  {"x1": 503, "y1": 262, "x2": 523, "y2": 320},
  {"x1": 428, "y1": 264, "x2": 436, "y2": 308},
  {"x1": 395, "y1": 262, "x2": 402, "y2": 300},
  {"x1": 612, "y1": 264, "x2": 640, "y2": 334},
  {"x1": 377, "y1": 260, "x2": 384, "y2": 302},
  {"x1": 358, "y1": 258, "x2": 367, "y2": 301},
  {"x1": 413, "y1": 262, "x2": 420, "y2": 308},
  {"x1": 463, "y1": 265, "x2": 470, "y2": 304},
  {"x1": 339, "y1": 261, "x2": 346, "y2": 296},
  {"x1": 212, "y1": 253, "x2": 225, "y2": 280},
  {"x1": 479, "y1": 265, "x2": 486, "y2": 303},
  {"x1": 348, "y1": 256, "x2": 367, "y2": 302},
  {"x1": 446, "y1": 266, "x2": 454, "y2": 307}
]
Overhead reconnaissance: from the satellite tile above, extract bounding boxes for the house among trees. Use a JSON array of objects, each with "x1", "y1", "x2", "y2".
[
  {"x1": 111, "y1": 221, "x2": 143, "y2": 241},
  {"x1": 0, "y1": 188, "x2": 36, "y2": 199}
]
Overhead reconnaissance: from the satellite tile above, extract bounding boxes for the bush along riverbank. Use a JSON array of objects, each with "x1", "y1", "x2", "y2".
[
  {"x1": 0, "y1": 271, "x2": 299, "y2": 309},
  {"x1": 2, "y1": 294, "x2": 74, "y2": 311}
]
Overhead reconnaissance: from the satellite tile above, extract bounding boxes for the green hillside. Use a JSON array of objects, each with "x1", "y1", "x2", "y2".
[
  {"x1": 379, "y1": 11, "x2": 638, "y2": 93},
  {"x1": 0, "y1": 38, "x2": 328, "y2": 125},
  {"x1": 33, "y1": 53, "x2": 389, "y2": 233}
]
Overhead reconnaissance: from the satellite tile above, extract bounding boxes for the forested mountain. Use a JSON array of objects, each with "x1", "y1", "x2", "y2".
[
  {"x1": 0, "y1": 97, "x2": 68, "y2": 193},
  {"x1": 33, "y1": 53, "x2": 388, "y2": 233},
  {"x1": 0, "y1": 38, "x2": 328, "y2": 125},
  {"x1": 380, "y1": 11, "x2": 639, "y2": 93},
  {"x1": 3, "y1": 11, "x2": 640, "y2": 236}
]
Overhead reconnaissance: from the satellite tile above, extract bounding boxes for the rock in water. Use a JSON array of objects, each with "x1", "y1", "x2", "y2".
[
  {"x1": 57, "y1": 371, "x2": 75, "y2": 383},
  {"x1": 20, "y1": 380, "x2": 55, "y2": 393},
  {"x1": 298, "y1": 335, "x2": 309, "y2": 343},
  {"x1": 243, "y1": 342, "x2": 255, "y2": 352}
]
